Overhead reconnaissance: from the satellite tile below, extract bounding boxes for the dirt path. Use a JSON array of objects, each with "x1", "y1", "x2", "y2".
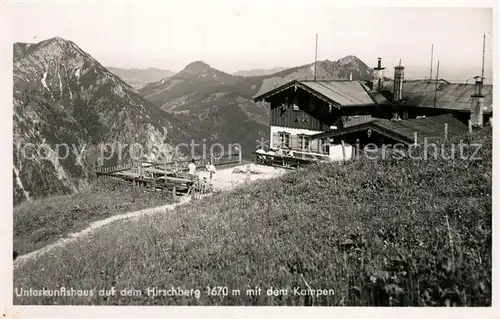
[{"x1": 14, "y1": 164, "x2": 285, "y2": 267}]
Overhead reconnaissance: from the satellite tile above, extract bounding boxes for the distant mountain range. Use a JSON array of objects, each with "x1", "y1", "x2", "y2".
[
  {"x1": 106, "y1": 67, "x2": 175, "y2": 89},
  {"x1": 232, "y1": 67, "x2": 288, "y2": 77},
  {"x1": 253, "y1": 55, "x2": 374, "y2": 97},
  {"x1": 140, "y1": 61, "x2": 244, "y2": 109}
]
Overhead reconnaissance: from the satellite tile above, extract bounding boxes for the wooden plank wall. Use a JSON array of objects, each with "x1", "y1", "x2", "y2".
[{"x1": 269, "y1": 89, "x2": 336, "y2": 130}]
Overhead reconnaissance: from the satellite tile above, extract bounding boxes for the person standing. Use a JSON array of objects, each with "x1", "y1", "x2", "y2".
[
  {"x1": 188, "y1": 159, "x2": 197, "y2": 180},
  {"x1": 206, "y1": 161, "x2": 216, "y2": 182}
]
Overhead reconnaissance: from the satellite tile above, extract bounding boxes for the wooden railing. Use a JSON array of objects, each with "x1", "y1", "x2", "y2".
[
  {"x1": 253, "y1": 151, "x2": 328, "y2": 169},
  {"x1": 95, "y1": 151, "x2": 242, "y2": 199},
  {"x1": 140, "y1": 151, "x2": 241, "y2": 170}
]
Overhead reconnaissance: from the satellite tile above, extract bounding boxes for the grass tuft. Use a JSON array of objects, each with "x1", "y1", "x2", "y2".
[{"x1": 14, "y1": 179, "x2": 174, "y2": 256}]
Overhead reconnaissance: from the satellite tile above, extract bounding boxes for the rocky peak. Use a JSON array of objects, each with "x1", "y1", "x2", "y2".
[
  {"x1": 336, "y1": 55, "x2": 362, "y2": 65},
  {"x1": 182, "y1": 61, "x2": 211, "y2": 73},
  {"x1": 14, "y1": 36, "x2": 136, "y2": 97}
]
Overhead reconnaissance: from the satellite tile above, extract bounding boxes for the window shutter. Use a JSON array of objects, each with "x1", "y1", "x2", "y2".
[
  {"x1": 303, "y1": 136, "x2": 310, "y2": 150},
  {"x1": 272, "y1": 132, "x2": 279, "y2": 148},
  {"x1": 290, "y1": 135, "x2": 298, "y2": 150}
]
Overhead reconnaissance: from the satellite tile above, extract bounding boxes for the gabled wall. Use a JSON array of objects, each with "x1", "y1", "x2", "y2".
[{"x1": 269, "y1": 87, "x2": 339, "y2": 131}]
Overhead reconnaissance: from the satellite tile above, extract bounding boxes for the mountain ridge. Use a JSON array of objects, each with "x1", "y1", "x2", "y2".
[
  {"x1": 233, "y1": 67, "x2": 288, "y2": 77},
  {"x1": 13, "y1": 37, "x2": 190, "y2": 204}
]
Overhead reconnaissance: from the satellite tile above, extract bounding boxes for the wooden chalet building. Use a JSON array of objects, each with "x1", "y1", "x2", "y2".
[
  {"x1": 310, "y1": 114, "x2": 468, "y2": 151},
  {"x1": 380, "y1": 78, "x2": 493, "y2": 125},
  {"x1": 253, "y1": 57, "x2": 493, "y2": 162},
  {"x1": 253, "y1": 78, "x2": 390, "y2": 156}
]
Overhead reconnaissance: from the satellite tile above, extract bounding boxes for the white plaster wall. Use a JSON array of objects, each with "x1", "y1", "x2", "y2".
[{"x1": 329, "y1": 144, "x2": 353, "y2": 161}]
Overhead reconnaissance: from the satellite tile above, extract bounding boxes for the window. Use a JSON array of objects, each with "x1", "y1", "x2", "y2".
[
  {"x1": 321, "y1": 138, "x2": 330, "y2": 154},
  {"x1": 298, "y1": 135, "x2": 309, "y2": 151},
  {"x1": 279, "y1": 132, "x2": 290, "y2": 148},
  {"x1": 402, "y1": 110, "x2": 409, "y2": 119}
]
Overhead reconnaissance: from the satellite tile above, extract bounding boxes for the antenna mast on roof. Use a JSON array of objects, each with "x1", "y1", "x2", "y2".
[
  {"x1": 481, "y1": 33, "x2": 486, "y2": 80},
  {"x1": 429, "y1": 44, "x2": 434, "y2": 81},
  {"x1": 433, "y1": 60, "x2": 440, "y2": 114},
  {"x1": 314, "y1": 34, "x2": 318, "y2": 81}
]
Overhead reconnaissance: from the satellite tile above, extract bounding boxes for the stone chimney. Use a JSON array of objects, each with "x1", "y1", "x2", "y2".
[
  {"x1": 470, "y1": 76, "x2": 485, "y2": 127},
  {"x1": 372, "y1": 57, "x2": 385, "y2": 92},
  {"x1": 393, "y1": 65, "x2": 404, "y2": 102}
]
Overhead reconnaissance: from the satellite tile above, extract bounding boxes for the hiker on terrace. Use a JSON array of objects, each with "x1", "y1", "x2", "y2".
[
  {"x1": 276, "y1": 147, "x2": 284, "y2": 156},
  {"x1": 205, "y1": 161, "x2": 216, "y2": 182},
  {"x1": 188, "y1": 159, "x2": 197, "y2": 180}
]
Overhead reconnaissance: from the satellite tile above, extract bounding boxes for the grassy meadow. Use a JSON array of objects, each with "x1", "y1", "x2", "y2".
[
  {"x1": 13, "y1": 128, "x2": 492, "y2": 306},
  {"x1": 14, "y1": 179, "x2": 174, "y2": 256}
]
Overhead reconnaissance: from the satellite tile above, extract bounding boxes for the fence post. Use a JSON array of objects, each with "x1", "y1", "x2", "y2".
[
  {"x1": 468, "y1": 119, "x2": 472, "y2": 134},
  {"x1": 164, "y1": 166, "x2": 168, "y2": 186},
  {"x1": 444, "y1": 123, "x2": 448, "y2": 141},
  {"x1": 355, "y1": 138, "x2": 360, "y2": 160},
  {"x1": 239, "y1": 149, "x2": 242, "y2": 164},
  {"x1": 341, "y1": 140, "x2": 346, "y2": 161},
  {"x1": 414, "y1": 132, "x2": 418, "y2": 146},
  {"x1": 246, "y1": 164, "x2": 251, "y2": 183}
]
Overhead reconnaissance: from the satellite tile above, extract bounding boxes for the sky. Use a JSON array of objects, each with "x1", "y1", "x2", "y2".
[{"x1": 8, "y1": 0, "x2": 495, "y2": 79}]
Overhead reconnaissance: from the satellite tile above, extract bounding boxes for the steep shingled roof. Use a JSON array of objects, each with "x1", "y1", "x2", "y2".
[
  {"x1": 253, "y1": 79, "x2": 390, "y2": 107},
  {"x1": 382, "y1": 80, "x2": 493, "y2": 113},
  {"x1": 310, "y1": 114, "x2": 468, "y2": 145}
]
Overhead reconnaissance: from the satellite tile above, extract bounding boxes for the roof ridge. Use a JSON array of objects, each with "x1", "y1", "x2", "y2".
[
  {"x1": 359, "y1": 81, "x2": 379, "y2": 104},
  {"x1": 298, "y1": 81, "x2": 341, "y2": 108},
  {"x1": 313, "y1": 81, "x2": 374, "y2": 106}
]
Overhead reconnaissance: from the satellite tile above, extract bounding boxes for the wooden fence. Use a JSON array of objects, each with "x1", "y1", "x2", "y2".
[
  {"x1": 253, "y1": 151, "x2": 331, "y2": 169},
  {"x1": 140, "y1": 151, "x2": 241, "y2": 171},
  {"x1": 95, "y1": 151, "x2": 241, "y2": 200}
]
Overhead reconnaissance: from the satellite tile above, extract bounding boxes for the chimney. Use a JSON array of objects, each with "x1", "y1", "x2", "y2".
[
  {"x1": 470, "y1": 76, "x2": 485, "y2": 127},
  {"x1": 372, "y1": 57, "x2": 385, "y2": 92},
  {"x1": 393, "y1": 65, "x2": 405, "y2": 102}
]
